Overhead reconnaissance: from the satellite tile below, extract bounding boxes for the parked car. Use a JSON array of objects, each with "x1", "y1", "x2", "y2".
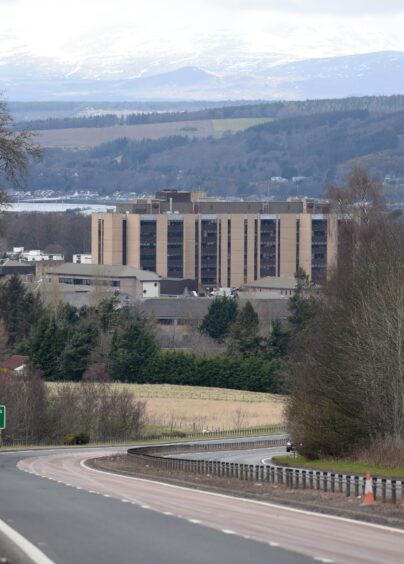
[{"x1": 286, "y1": 440, "x2": 295, "y2": 453}]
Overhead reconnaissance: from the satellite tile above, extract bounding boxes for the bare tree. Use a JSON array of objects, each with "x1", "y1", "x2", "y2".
[
  {"x1": 0, "y1": 319, "x2": 8, "y2": 362},
  {"x1": 0, "y1": 97, "x2": 41, "y2": 190},
  {"x1": 286, "y1": 213, "x2": 404, "y2": 460}
]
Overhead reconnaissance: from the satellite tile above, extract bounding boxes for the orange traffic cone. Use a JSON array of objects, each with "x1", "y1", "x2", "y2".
[{"x1": 361, "y1": 473, "x2": 376, "y2": 506}]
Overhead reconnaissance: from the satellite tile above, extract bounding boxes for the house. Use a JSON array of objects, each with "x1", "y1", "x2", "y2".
[
  {"x1": 240, "y1": 276, "x2": 298, "y2": 298},
  {"x1": 1, "y1": 355, "x2": 29, "y2": 374}
]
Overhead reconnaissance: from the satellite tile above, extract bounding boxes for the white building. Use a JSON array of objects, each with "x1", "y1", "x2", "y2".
[
  {"x1": 72, "y1": 254, "x2": 92, "y2": 264},
  {"x1": 10, "y1": 248, "x2": 64, "y2": 262}
]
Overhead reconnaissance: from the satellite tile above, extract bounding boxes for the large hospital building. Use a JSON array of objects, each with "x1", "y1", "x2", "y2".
[{"x1": 91, "y1": 190, "x2": 338, "y2": 288}]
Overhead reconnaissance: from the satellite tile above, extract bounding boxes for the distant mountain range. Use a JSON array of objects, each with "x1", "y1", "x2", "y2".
[{"x1": 2, "y1": 50, "x2": 404, "y2": 101}]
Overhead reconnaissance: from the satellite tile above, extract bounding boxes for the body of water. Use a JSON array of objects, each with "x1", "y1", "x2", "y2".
[{"x1": 8, "y1": 202, "x2": 116, "y2": 214}]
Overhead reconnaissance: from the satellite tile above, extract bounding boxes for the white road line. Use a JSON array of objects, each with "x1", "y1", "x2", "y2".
[
  {"x1": 188, "y1": 519, "x2": 202, "y2": 524},
  {"x1": 0, "y1": 518, "x2": 54, "y2": 564},
  {"x1": 221, "y1": 529, "x2": 236, "y2": 535},
  {"x1": 314, "y1": 558, "x2": 334, "y2": 563},
  {"x1": 80, "y1": 458, "x2": 404, "y2": 535},
  {"x1": 163, "y1": 511, "x2": 173, "y2": 516},
  {"x1": 269, "y1": 542, "x2": 280, "y2": 547}
]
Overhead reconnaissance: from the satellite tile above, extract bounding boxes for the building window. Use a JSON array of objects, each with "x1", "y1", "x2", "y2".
[
  {"x1": 243, "y1": 219, "x2": 248, "y2": 283},
  {"x1": 227, "y1": 218, "x2": 231, "y2": 287},
  {"x1": 97, "y1": 218, "x2": 104, "y2": 265},
  {"x1": 260, "y1": 219, "x2": 277, "y2": 278},
  {"x1": 122, "y1": 218, "x2": 127, "y2": 266},
  {"x1": 140, "y1": 220, "x2": 157, "y2": 272},
  {"x1": 167, "y1": 220, "x2": 184, "y2": 278}
]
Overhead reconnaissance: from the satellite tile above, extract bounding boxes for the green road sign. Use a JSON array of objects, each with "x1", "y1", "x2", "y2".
[{"x1": 0, "y1": 405, "x2": 5, "y2": 430}]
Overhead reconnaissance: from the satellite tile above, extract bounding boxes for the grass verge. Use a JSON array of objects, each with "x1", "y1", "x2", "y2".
[{"x1": 273, "y1": 455, "x2": 404, "y2": 479}]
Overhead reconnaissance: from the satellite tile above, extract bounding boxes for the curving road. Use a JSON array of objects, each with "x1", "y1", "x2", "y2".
[
  {"x1": 0, "y1": 446, "x2": 403, "y2": 563},
  {"x1": 1, "y1": 446, "x2": 312, "y2": 564}
]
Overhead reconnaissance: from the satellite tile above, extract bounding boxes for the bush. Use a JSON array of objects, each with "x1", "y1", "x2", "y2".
[{"x1": 63, "y1": 433, "x2": 90, "y2": 445}]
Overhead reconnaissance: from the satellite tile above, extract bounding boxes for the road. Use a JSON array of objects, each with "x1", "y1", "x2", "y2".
[
  {"x1": 1, "y1": 446, "x2": 312, "y2": 564},
  {"x1": 0, "y1": 446, "x2": 403, "y2": 563},
  {"x1": 170, "y1": 445, "x2": 286, "y2": 464}
]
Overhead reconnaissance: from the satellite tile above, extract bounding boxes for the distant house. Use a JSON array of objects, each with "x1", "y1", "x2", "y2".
[
  {"x1": 240, "y1": 276, "x2": 298, "y2": 299},
  {"x1": 46, "y1": 263, "x2": 161, "y2": 300},
  {"x1": 1, "y1": 355, "x2": 29, "y2": 374},
  {"x1": 0, "y1": 259, "x2": 36, "y2": 282}
]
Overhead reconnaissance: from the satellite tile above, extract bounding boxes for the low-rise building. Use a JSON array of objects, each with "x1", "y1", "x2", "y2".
[
  {"x1": 45, "y1": 263, "x2": 161, "y2": 300},
  {"x1": 0, "y1": 259, "x2": 36, "y2": 282},
  {"x1": 241, "y1": 276, "x2": 297, "y2": 298},
  {"x1": 8, "y1": 248, "x2": 64, "y2": 262}
]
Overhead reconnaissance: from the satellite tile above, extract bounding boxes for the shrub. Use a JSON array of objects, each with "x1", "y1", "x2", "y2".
[{"x1": 63, "y1": 433, "x2": 90, "y2": 445}]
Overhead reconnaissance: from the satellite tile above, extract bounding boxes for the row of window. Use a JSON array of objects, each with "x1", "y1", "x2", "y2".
[{"x1": 59, "y1": 277, "x2": 120, "y2": 287}]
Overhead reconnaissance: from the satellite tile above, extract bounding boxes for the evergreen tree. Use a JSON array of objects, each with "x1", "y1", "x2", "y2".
[
  {"x1": 59, "y1": 324, "x2": 99, "y2": 381},
  {"x1": 288, "y1": 268, "x2": 317, "y2": 334},
  {"x1": 229, "y1": 301, "x2": 260, "y2": 357},
  {"x1": 110, "y1": 320, "x2": 158, "y2": 382},
  {"x1": 0, "y1": 275, "x2": 43, "y2": 345},
  {"x1": 26, "y1": 316, "x2": 68, "y2": 379},
  {"x1": 97, "y1": 293, "x2": 120, "y2": 332},
  {"x1": 266, "y1": 318, "x2": 290, "y2": 359},
  {"x1": 199, "y1": 296, "x2": 238, "y2": 342}
]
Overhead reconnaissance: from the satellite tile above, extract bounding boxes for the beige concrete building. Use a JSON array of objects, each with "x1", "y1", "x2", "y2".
[{"x1": 92, "y1": 190, "x2": 338, "y2": 288}]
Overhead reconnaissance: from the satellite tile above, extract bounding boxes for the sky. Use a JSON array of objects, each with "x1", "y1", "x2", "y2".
[{"x1": 2, "y1": 0, "x2": 404, "y2": 71}]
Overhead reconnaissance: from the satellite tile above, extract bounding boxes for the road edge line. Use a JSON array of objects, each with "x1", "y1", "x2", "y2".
[
  {"x1": 0, "y1": 519, "x2": 55, "y2": 564},
  {"x1": 80, "y1": 457, "x2": 404, "y2": 535}
]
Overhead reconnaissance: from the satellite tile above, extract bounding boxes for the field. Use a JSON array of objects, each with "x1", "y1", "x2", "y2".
[
  {"x1": 113, "y1": 383, "x2": 285, "y2": 432},
  {"x1": 36, "y1": 117, "x2": 272, "y2": 149},
  {"x1": 47, "y1": 383, "x2": 285, "y2": 432}
]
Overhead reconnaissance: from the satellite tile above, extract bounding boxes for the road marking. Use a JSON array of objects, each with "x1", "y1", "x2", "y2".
[
  {"x1": 314, "y1": 558, "x2": 334, "y2": 563},
  {"x1": 163, "y1": 511, "x2": 173, "y2": 516},
  {"x1": 103, "y1": 494, "x2": 111, "y2": 498},
  {"x1": 121, "y1": 499, "x2": 130, "y2": 503},
  {"x1": 141, "y1": 505, "x2": 150, "y2": 509},
  {"x1": 221, "y1": 529, "x2": 236, "y2": 535},
  {"x1": 0, "y1": 518, "x2": 54, "y2": 564},
  {"x1": 188, "y1": 519, "x2": 202, "y2": 524},
  {"x1": 269, "y1": 542, "x2": 280, "y2": 547},
  {"x1": 80, "y1": 458, "x2": 404, "y2": 535}
]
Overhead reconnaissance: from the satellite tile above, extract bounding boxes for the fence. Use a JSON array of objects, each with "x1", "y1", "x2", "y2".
[
  {"x1": 127, "y1": 439, "x2": 404, "y2": 504},
  {"x1": 1, "y1": 424, "x2": 287, "y2": 449}
]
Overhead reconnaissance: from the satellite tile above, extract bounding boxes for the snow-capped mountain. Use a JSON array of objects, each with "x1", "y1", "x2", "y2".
[{"x1": 2, "y1": 50, "x2": 404, "y2": 101}]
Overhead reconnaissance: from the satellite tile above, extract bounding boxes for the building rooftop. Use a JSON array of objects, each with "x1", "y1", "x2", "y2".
[
  {"x1": 243, "y1": 276, "x2": 297, "y2": 290},
  {"x1": 1, "y1": 355, "x2": 29, "y2": 370},
  {"x1": 47, "y1": 263, "x2": 161, "y2": 281}
]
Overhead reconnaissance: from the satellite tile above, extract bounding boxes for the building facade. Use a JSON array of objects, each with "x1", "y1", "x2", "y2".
[{"x1": 91, "y1": 190, "x2": 338, "y2": 287}]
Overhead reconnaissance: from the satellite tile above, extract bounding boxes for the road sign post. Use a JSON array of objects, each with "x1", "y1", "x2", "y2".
[{"x1": 0, "y1": 405, "x2": 6, "y2": 447}]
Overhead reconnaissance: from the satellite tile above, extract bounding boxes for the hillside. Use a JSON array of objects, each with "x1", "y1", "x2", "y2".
[{"x1": 23, "y1": 104, "x2": 404, "y2": 200}]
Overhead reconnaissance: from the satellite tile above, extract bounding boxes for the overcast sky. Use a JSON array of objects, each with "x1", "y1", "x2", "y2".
[{"x1": 2, "y1": 0, "x2": 404, "y2": 67}]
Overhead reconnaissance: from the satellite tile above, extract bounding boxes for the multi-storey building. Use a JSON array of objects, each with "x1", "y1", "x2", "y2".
[{"x1": 91, "y1": 190, "x2": 338, "y2": 287}]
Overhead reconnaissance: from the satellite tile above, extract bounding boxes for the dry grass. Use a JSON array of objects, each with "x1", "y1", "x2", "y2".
[
  {"x1": 47, "y1": 383, "x2": 285, "y2": 432},
  {"x1": 112, "y1": 383, "x2": 284, "y2": 431}
]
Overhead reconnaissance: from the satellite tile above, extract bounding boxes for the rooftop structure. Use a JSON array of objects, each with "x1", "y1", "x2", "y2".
[{"x1": 92, "y1": 190, "x2": 337, "y2": 288}]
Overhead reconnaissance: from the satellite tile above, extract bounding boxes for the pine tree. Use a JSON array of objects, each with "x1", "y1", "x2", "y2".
[
  {"x1": 110, "y1": 320, "x2": 158, "y2": 382},
  {"x1": 229, "y1": 301, "x2": 260, "y2": 357},
  {"x1": 199, "y1": 296, "x2": 238, "y2": 342},
  {"x1": 266, "y1": 318, "x2": 290, "y2": 359}
]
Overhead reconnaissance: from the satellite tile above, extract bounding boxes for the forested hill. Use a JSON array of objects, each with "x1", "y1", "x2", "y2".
[
  {"x1": 14, "y1": 94, "x2": 404, "y2": 131},
  {"x1": 22, "y1": 105, "x2": 404, "y2": 200}
]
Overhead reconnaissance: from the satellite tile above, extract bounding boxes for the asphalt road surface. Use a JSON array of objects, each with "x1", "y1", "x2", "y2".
[
  {"x1": 1, "y1": 447, "x2": 403, "y2": 563},
  {"x1": 1, "y1": 446, "x2": 313, "y2": 564}
]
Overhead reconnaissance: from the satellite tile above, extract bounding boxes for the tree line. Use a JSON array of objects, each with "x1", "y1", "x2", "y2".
[{"x1": 0, "y1": 267, "x2": 315, "y2": 394}]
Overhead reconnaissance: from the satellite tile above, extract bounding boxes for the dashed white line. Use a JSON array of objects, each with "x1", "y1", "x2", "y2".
[
  {"x1": 188, "y1": 519, "x2": 202, "y2": 524},
  {"x1": 314, "y1": 558, "x2": 334, "y2": 563},
  {"x1": 221, "y1": 529, "x2": 236, "y2": 535}
]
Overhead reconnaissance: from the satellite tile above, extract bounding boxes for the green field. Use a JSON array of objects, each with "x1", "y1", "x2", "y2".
[
  {"x1": 274, "y1": 455, "x2": 404, "y2": 479},
  {"x1": 212, "y1": 117, "x2": 272, "y2": 136}
]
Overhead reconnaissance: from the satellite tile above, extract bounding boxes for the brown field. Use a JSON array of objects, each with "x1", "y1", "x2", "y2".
[
  {"x1": 113, "y1": 383, "x2": 285, "y2": 432},
  {"x1": 36, "y1": 118, "x2": 272, "y2": 149},
  {"x1": 47, "y1": 383, "x2": 285, "y2": 432}
]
